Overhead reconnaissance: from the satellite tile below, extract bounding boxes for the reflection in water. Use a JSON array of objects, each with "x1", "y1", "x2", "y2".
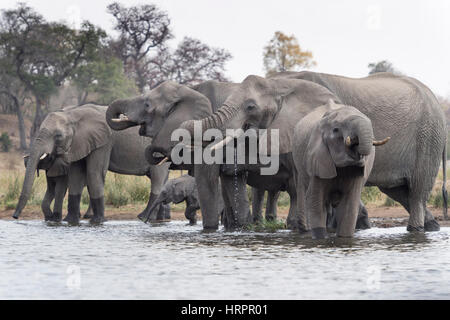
[{"x1": 0, "y1": 220, "x2": 449, "y2": 299}]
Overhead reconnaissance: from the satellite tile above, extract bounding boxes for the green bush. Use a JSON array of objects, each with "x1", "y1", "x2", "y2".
[
  {"x1": 81, "y1": 189, "x2": 90, "y2": 205},
  {"x1": 0, "y1": 132, "x2": 12, "y2": 152},
  {"x1": 104, "y1": 174, "x2": 128, "y2": 207},
  {"x1": 3, "y1": 174, "x2": 21, "y2": 204},
  {"x1": 128, "y1": 177, "x2": 150, "y2": 203},
  {"x1": 383, "y1": 196, "x2": 398, "y2": 207},
  {"x1": 361, "y1": 186, "x2": 382, "y2": 205},
  {"x1": 428, "y1": 191, "x2": 444, "y2": 208}
]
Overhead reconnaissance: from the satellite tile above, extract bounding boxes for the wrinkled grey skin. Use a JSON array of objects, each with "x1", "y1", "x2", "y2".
[
  {"x1": 107, "y1": 81, "x2": 251, "y2": 230},
  {"x1": 272, "y1": 71, "x2": 448, "y2": 232},
  {"x1": 145, "y1": 174, "x2": 224, "y2": 225},
  {"x1": 13, "y1": 104, "x2": 170, "y2": 224},
  {"x1": 293, "y1": 101, "x2": 377, "y2": 238}
]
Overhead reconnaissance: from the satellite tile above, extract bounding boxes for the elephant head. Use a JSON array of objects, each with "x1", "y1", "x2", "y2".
[
  {"x1": 306, "y1": 100, "x2": 388, "y2": 180},
  {"x1": 180, "y1": 75, "x2": 339, "y2": 155},
  {"x1": 106, "y1": 81, "x2": 212, "y2": 166},
  {"x1": 13, "y1": 104, "x2": 111, "y2": 219}
]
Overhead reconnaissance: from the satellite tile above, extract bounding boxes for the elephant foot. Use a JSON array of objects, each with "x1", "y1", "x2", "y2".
[
  {"x1": 424, "y1": 219, "x2": 440, "y2": 232},
  {"x1": 286, "y1": 219, "x2": 300, "y2": 230},
  {"x1": 90, "y1": 215, "x2": 106, "y2": 225},
  {"x1": 137, "y1": 211, "x2": 149, "y2": 222},
  {"x1": 89, "y1": 197, "x2": 105, "y2": 225},
  {"x1": 356, "y1": 215, "x2": 371, "y2": 230},
  {"x1": 83, "y1": 212, "x2": 93, "y2": 219},
  {"x1": 49, "y1": 212, "x2": 62, "y2": 222},
  {"x1": 188, "y1": 218, "x2": 197, "y2": 225},
  {"x1": 64, "y1": 214, "x2": 80, "y2": 226},
  {"x1": 406, "y1": 224, "x2": 425, "y2": 232},
  {"x1": 311, "y1": 227, "x2": 328, "y2": 239}
]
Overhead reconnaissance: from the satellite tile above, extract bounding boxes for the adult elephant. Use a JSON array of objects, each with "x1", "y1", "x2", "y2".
[
  {"x1": 107, "y1": 79, "x2": 339, "y2": 230},
  {"x1": 191, "y1": 81, "x2": 281, "y2": 223},
  {"x1": 13, "y1": 104, "x2": 170, "y2": 224},
  {"x1": 107, "y1": 81, "x2": 251, "y2": 229},
  {"x1": 185, "y1": 72, "x2": 448, "y2": 232}
]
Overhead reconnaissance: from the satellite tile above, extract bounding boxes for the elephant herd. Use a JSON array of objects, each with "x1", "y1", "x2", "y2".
[{"x1": 13, "y1": 71, "x2": 448, "y2": 239}]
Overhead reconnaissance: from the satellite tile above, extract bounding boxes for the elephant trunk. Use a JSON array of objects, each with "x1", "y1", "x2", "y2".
[
  {"x1": 13, "y1": 136, "x2": 52, "y2": 219},
  {"x1": 106, "y1": 99, "x2": 137, "y2": 131},
  {"x1": 181, "y1": 104, "x2": 241, "y2": 134},
  {"x1": 350, "y1": 118, "x2": 374, "y2": 156},
  {"x1": 180, "y1": 104, "x2": 242, "y2": 146}
]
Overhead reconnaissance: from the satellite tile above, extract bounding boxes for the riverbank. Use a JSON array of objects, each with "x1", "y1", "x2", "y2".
[{"x1": 2, "y1": 204, "x2": 449, "y2": 228}]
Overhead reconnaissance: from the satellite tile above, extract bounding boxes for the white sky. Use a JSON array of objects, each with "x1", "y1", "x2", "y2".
[{"x1": 2, "y1": 0, "x2": 449, "y2": 97}]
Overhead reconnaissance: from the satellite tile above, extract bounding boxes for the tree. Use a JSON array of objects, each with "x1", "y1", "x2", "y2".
[
  {"x1": 146, "y1": 37, "x2": 232, "y2": 88},
  {"x1": 263, "y1": 31, "x2": 316, "y2": 76},
  {"x1": 107, "y1": 2, "x2": 172, "y2": 93},
  {"x1": 0, "y1": 3, "x2": 106, "y2": 141},
  {"x1": 0, "y1": 58, "x2": 28, "y2": 149},
  {"x1": 72, "y1": 56, "x2": 138, "y2": 105},
  {"x1": 368, "y1": 60, "x2": 400, "y2": 75},
  {"x1": 107, "y1": 3, "x2": 232, "y2": 91}
]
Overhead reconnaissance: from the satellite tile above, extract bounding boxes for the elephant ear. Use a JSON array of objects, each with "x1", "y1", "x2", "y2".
[
  {"x1": 66, "y1": 105, "x2": 112, "y2": 163},
  {"x1": 306, "y1": 124, "x2": 337, "y2": 179}
]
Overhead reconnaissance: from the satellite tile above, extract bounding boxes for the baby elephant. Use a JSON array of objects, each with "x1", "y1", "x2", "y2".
[
  {"x1": 144, "y1": 175, "x2": 200, "y2": 225},
  {"x1": 293, "y1": 99, "x2": 389, "y2": 238}
]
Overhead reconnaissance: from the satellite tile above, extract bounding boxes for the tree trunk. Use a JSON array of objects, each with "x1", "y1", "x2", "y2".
[{"x1": 15, "y1": 101, "x2": 27, "y2": 150}]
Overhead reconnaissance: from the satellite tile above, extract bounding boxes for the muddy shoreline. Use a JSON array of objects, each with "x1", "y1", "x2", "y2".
[{"x1": 2, "y1": 205, "x2": 449, "y2": 228}]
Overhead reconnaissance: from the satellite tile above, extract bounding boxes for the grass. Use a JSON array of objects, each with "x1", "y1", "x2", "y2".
[{"x1": 2, "y1": 165, "x2": 450, "y2": 214}]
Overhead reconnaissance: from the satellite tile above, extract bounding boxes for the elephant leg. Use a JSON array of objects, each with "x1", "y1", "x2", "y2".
[
  {"x1": 252, "y1": 188, "x2": 265, "y2": 223},
  {"x1": 195, "y1": 164, "x2": 221, "y2": 230},
  {"x1": 265, "y1": 190, "x2": 280, "y2": 221},
  {"x1": 334, "y1": 181, "x2": 364, "y2": 238},
  {"x1": 326, "y1": 204, "x2": 337, "y2": 232},
  {"x1": 355, "y1": 200, "x2": 371, "y2": 230},
  {"x1": 86, "y1": 145, "x2": 110, "y2": 224},
  {"x1": 161, "y1": 203, "x2": 171, "y2": 220},
  {"x1": 138, "y1": 169, "x2": 168, "y2": 221},
  {"x1": 156, "y1": 202, "x2": 169, "y2": 220},
  {"x1": 379, "y1": 185, "x2": 438, "y2": 232},
  {"x1": 83, "y1": 200, "x2": 94, "y2": 219},
  {"x1": 306, "y1": 178, "x2": 327, "y2": 239},
  {"x1": 286, "y1": 178, "x2": 300, "y2": 230},
  {"x1": 184, "y1": 200, "x2": 198, "y2": 225},
  {"x1": 137, "y1": 192, "x2": 160, "y2": 222},
  {"x1": 220, "y1": 173, "x2": 251, "y2": 230},
  {"x1": 42, "y1": 177, "x2": 56, "y2": 221},
  {"x1": 294, "y1": 169, "x2": 309, "y2": 233},
  {"x1": 52, "y1": 175, "x2": 68, "y2": 222},
  {"x1": 65, "y1": 161, "x2": 85, "y2": 225}
]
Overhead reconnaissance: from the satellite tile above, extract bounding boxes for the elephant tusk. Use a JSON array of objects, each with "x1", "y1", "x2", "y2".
[
  {"x1": 210, "y1": 136, "x2": 234, "y2": 151},
  {"x1": 373, "y1": 137, "x2": 390, "y2": 146},
  {"x1": 157, "y1": 157, "x2": 169, "y2": 166},
  {"x1": 40, "y1": 153, "x2": 48, "y2": 160},
  {"x1": 111, "y1": 115, "x2": 130, "y2": 122},
  {"x1": 345, "y1": 136, "x2": 351, "y2": 147}
]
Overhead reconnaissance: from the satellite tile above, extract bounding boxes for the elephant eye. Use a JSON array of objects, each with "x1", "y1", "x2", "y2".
[
  {"x1": 333, "y1": 128, "x2": 339, "y2": 133},
  {"x1": 145, "y1": 102, "x2": 150, "y2": 108}
]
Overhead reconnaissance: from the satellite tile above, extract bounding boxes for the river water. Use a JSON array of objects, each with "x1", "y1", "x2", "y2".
[{"x1": 0, "y1": 220, "x2": 449, "y2": 299}]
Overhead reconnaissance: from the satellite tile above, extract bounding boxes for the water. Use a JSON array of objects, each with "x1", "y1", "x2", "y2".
[{"x1": 0, "y1": 220, "x2": 449, "y2": 300}]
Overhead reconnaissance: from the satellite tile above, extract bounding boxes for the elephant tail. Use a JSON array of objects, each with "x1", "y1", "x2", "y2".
[{"x1": 442, "y1": 143, "x2": 448, "y2": 220}]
